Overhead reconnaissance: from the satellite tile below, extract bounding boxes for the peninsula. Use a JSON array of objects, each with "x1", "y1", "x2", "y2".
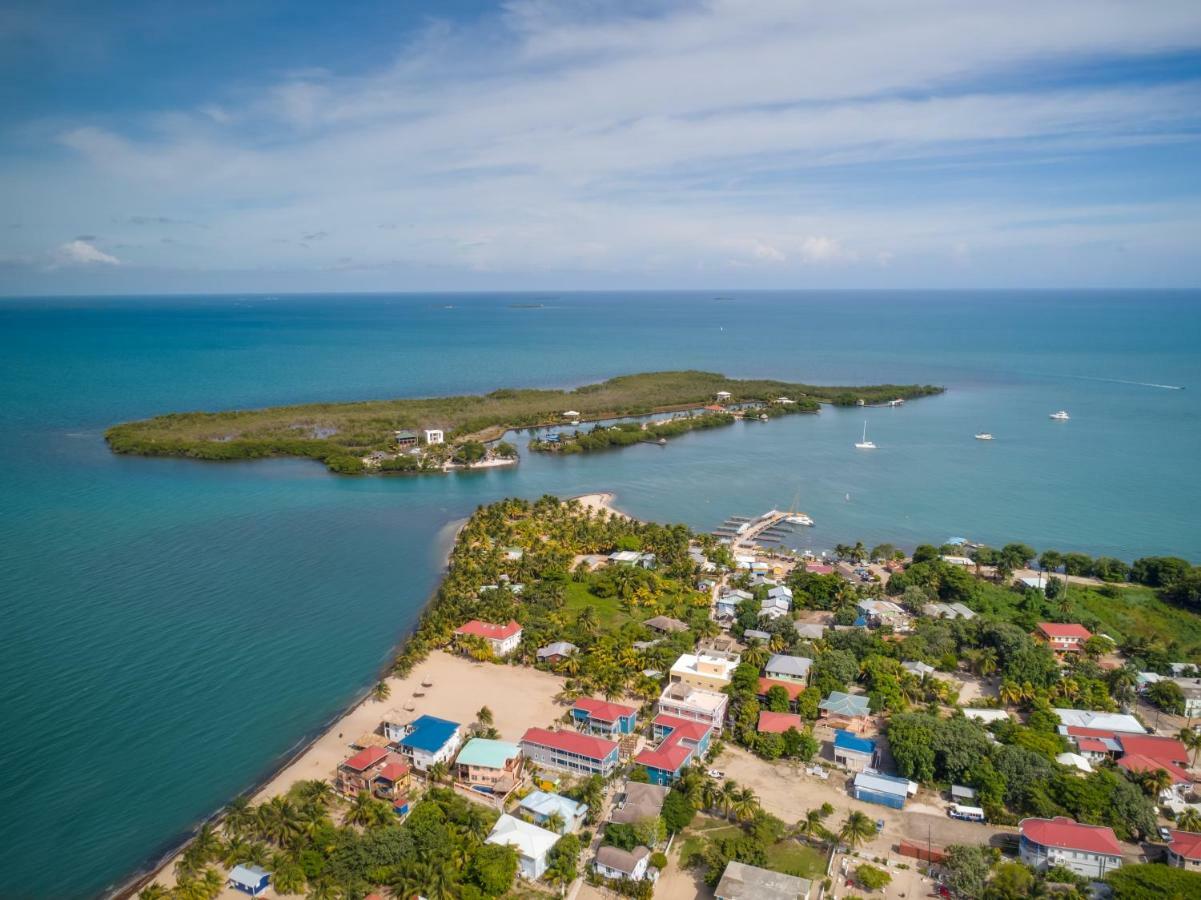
[{"x1": 105, "y1": 370, "x2": 943, "y2": 473}]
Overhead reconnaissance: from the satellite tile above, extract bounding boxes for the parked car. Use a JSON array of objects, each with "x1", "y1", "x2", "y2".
[
  {"x1": 708, "y1": 769, "x2": 725, "y2": 779},
  {"x1": 1160, "y1": 826, "x2": 1173, "y2": 841}
]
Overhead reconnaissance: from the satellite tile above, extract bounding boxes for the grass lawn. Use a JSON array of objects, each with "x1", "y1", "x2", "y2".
[
  {"x1": 1075, "y1": 584, "x2": 1201, "y2": 656},
  {"x1": 765, "y1": 839, "x2": 827, "y2": 878},
  {"x1": 563, "y1": 580, "x2": 631, "y2": 629}
]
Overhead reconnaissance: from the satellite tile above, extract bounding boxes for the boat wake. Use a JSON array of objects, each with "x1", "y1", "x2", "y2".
[{"x1": 1044, "y1": 373, "x2": 1184, "y2": 391}]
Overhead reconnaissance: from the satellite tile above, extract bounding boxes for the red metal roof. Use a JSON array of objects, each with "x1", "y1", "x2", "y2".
[
  {"x1": 1169, "y1": 830, "x2": 1201, "y2": 861},
  {"x1": 376, "y1": 758, "x2": 410, "y2": 781},
  {"x1": 652, "y1": 714, "x2": 711, "y2": 741},
  {"x1": 1020, "y1": 817, "x2": 1122, "y2": 856},
  {"x1": 757, "y1": 710, "x2": 805, "y2": 734},
  {"x1": 1066, "y1": 726, "x2": 1119, "y2": 740},
  {"x1": 1036, "y1": 622, "x2": 1092, "y2": 640},
  {"x1": 1075, "y1": 738, "x2": 1111, "y2": 754},
  {"x1": 637, "y1": 717, "x2": 711, "y2": 773},
  {"x1": 521, "y1": 727, "x2": 617, "y2": 760},
  {"x1": 342, "y1": 745, "x2": 389, "y2": 771},
  {"x1": 1116, "y1": 753, "x2": 1191, "y2": 784},
  {"x1": 455, "y1": 619, "x2": 522, "y2": 640},
  {"x1": 573, "y1": 697, "x2": 638, "y2": 722},
  {"x1": 805, "y1": 564, "x2": 835, "y2": 575},
  {"x1": 757, "y1": 677, "x2": 805, "y2": 701},
  {"x1": 1118, "y1": 734, "x2": 1189, "y2": 765}
]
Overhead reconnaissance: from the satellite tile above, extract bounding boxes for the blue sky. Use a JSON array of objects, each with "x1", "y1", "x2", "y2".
[{"x1": 2, "y1": 0, "x2": 1201, "y2": 293}]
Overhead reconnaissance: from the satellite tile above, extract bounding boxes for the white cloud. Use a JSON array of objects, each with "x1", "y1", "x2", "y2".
[{"x1": 52, "y1": 239, "x2": 120, "y2": 267}]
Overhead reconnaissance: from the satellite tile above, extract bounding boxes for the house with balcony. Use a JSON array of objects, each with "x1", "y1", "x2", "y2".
[
  {"x1": 335, "y1": 746, "x2": 390, "y2": 796},
  {"x1": 390, "y1": 715, "x2": 463, "y2": 772},
  {"x1": 764, "y1": 654, "x2": 811, "y2": 684},
  {"x1": 670, "y1": 649, "x2": 740, "y2": 693},
  {"x1": 453, "y1": 619, "x2": 523, "y2": 657},
  {"x1": 657, "y1": 682, "x2": 728, "y2": 732},
  {"x1": 636, "y1": 714, "x2": 713, "y2": 784},
  {"x1": 517, "y1": 790, "x2": 588, "y2": 834},
  {"x1": 454, "y1": 738, "x2": 523, "y2": 794},
  {"x1": 520, "y1": 727, "x2": 620, "y2": 777},
  {"x1": 1019, "y1": 817, "x2": 1124, "y2": 879},
  {"x1": 1034, "y1": 622, "x2": 1092, "y2": 654},
  {"x1": 571, "y1": 697, "x2": 639, "y2": 736},
  {"x1": 818, "y1": 691, "x2": 872, "y2": 733}
]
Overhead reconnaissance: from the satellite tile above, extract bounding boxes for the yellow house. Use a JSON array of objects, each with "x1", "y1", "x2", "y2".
[{"x1": 669, "y1": 650, "x2": 739, "y2": 693}]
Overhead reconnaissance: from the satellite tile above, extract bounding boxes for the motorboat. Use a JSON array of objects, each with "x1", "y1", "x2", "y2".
[
  {"x1": 785, "y1": 514, "x2": 814, "y2": 526},
  {"x1": 1049, "y1": 410, "x2": 1070, "y2": 420},
  {"x1": 974, "y1": 432, "x2": 994, "y2": 440}
]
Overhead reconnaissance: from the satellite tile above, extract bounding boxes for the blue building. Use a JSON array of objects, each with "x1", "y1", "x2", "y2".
[
  {"x1": 228, "y1": 864, "x2": 270, "y2": 896},
  {"x1": 571, "y1": 697, "x2": 639, "y2": 736},
  {"x1": 833, "y1": 730, "x2": 877, "y2": 772},
  {"x1": 852, "y1": 770, "x2": 913, "y2": 809},
  {"x1": 635, "y1": 715, "x2": 713, "y2": 785},
  {"x1": 388, "y1": 714, "x2": 463, "y2": 772}
]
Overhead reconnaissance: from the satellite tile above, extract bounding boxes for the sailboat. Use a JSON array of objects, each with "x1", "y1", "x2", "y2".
[{"x1": 854, "y1": 420, "x2": 877, "y2": 450}]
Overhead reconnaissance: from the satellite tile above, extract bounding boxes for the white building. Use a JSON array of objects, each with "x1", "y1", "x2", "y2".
[
  {"x1": 670, "y1": 650, "x2": 739, "y2": 692},
  {"x1": 658, "y1": 682, "x2": 729, "y2": 732},
  {"x1": 594, "y1": 845, "x2": 655, "y2": 882},
  {"x1": 423, "y1": 428, "x2": 444, "y2": 445},
  {"x1": 388, "y1": 715, "x2": 463, "y2": 772},
  {"x1": 1019, "y1": 817, "x2": 1123, "y2": 879},
  {"x1": 486, "y1": 814, "x2": 559, "y2": 880},
  {"x1": 1053, "y1": 709, "x2": 1146, "y2": 734}
]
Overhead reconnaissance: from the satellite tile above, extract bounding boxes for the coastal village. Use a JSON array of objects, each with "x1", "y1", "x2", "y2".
[{"x1": 141, "y1": 478, "x2": 1201, "y2": 900}]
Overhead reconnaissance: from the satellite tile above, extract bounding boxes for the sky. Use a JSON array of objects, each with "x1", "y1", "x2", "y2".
[{"x1": 2, "y1": 0, "x2": 1201, "y2": 294}]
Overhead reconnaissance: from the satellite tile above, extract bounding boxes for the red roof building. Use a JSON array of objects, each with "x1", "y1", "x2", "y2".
[
  {"x1": 1167, "y1": 830, "x2": 1201, "y2": 868},
  {"x1": 1019, "y1": 817, "x2": 1123, "y2": 878},
  {"x1": 343, "y1": 746, "x2": 389, "y2": 771},
  {"x1": 636, "y1": 715, "x2": 713, "y2": 783},
  {"x1": 757, "y1": 677, "x2": 805, "y2": 702},
  {"x1": 757, "y1": 711, "x2": 805, "y2": 734},
  {"x1": 1034, "y1": 622, "x2": 1092, "y2": 652},
  {"x1": 336, "y1": 745, "x2": 390, "y2": 796},
  {"x1": 520, "y1": 727, "x2": 620, "y2": 777},
  {"x1": 572, "y1": 697, "x2": 638, "y2": 723},
  {"x1": 453, "y1": 619, "x2": 523, "y2": 656},
  {"x1": 1117, "y1": 734, "x2": 1189, "y2": 766},
  {"x1": 1116, "y1": 753, "x2": 1191, "y2": 785}
]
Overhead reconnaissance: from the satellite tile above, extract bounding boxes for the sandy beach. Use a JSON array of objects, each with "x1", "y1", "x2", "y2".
[
  {"x1": 143, "y1": 651, "x2": 567, "y2": 896},
  {"x1": 572, "y1": 490, "x2": 634, "y2": 520}
]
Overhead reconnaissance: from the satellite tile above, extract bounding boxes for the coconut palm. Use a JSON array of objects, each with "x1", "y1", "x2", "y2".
[
  {"x1": 700, "y1": 777, "x2": 721, "y2": 814},
  {"x1": 999, "y1": 680, "x2": 1022, "y2": 706},
  {"x1": 1176, "y1": 808, "x2": 1201, "y2": 832},
  {"x1": 259, "y1": 796, "x2": 305, "y2": 846},
  {"x1": 743, "y1": 642, "x2": 770, "y2": 670},
  {"x1": 1178, "y1": 727, "x2": 1201, "y2": 767},
  {"x1": 1140, "y1": 768, "x2": 1173, "y2": 798},
  {"x1": 138, "y1": 885, "x2": 170, "y2": 900},
  {"x1": 794, "y1": 808, "x2": 831, "y2": 844},
  {"x1": 221, "y1": 837, "x2": 269, "y2": 868},
  {"x1": 345, "y1": 790, "x2": 379, "y2": 827},
  {"x1": 544, "y1": 811, "x2": 566, "y2": 834},
  {"x1": 372, "y1": 680, "x2": 391, "y2": 702},
  {"x1": 427, "y1": 760, "x2": 450, "y2": 785},
  {"x1": 732, "y1": 786, "x2": 759, "y2": 822},
  {"x1": 272, "y1": 860, "x2": 307, "y2": 896},
  {"x1": 839, "y1": 810, "x2": 877, "y2": 850},
  {"x1": 718, "y1": 780, "x2": 740, "y2": 819},
  {"x1": 222, "y1": 796, "x2": 256, "y2": 839}
]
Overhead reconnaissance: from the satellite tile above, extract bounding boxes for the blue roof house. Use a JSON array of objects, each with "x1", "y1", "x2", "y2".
[
  {"x1": 833, "y1": 730, "x2": 877, "y2": 772},
  {"x1": 393, "y1": 715, "x2": 463, "y2": 772},
  {"x1": 853, "y1": 770, "x2": 915, "y2": 809},
  {"x1": 228, "y1": 864, "x2": 270, "y2": 896}
]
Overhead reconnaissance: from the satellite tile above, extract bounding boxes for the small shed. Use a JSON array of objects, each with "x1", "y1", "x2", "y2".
[
  {"x1": 853, "y1": 770, "x2": 914, "y2": 810},
  {"x1": 228, "y1": 864, "x2": 270, "y2": 896}
]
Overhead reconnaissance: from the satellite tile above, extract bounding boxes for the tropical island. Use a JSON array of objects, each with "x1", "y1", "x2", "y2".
[
  {"x1": 132, "y1": 494, "x2": 1201, "y2": 900},
  {"x1": 104, "y1": 371, "x2": 943, "y2": 474}
]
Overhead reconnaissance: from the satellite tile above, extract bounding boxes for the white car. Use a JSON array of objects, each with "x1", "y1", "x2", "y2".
[{"x1": 707, "y1": 769, "x2": 725, "y2": 779}]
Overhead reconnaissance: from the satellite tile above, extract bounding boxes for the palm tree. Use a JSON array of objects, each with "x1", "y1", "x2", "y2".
[
  {"x1": 427, "y1": 760, "x2": 450, "y2": 785},
  {"x1": 1176, "y1": 808, "x2": 1201, "y2": 832},
  {"x1": 544, "y1": 811, "x2": 566, "y2": 834},
  {"x1": 372, "y1": 680, "x2": 391, "y2": 702},
  {"x1": 576, "y1": 605, "x2": 600, "y2": 633},
  {"x1": 998, "y1": 680, "x2": 1021, "y2": 706},
  {"x1": 293, "y1": 779, "x2": 334, "y2": 809},
  {"x1": 700, "y1": 777, "x2": 721, "y2": 814},
  {"x1": 1178, "y1": 727, "x2": 1201, "y2": 767},
  {"x1": 477, "y1": 705, "x2": 494, "y2": 726},
  {"x1": 1140, "y1": 768, "x2": 1173, "y2": 799},
  {"x1": 839, "y1": 810, "x2": 876, "y2": 850},
  {"x1": 271, "y1": 860, "x2": 307, "y2": 896},
  {"x1": 794, "y1": 808, "x2": 831, "y2": 845},
  {"x1": 718, "y1": 780, "x2": 740, "y2": 820},
  {"x1": 344, "y1": 791, "x2": 378, "y2": 827},
  {"x1": 975, "y1": 648, "x2": 998, "y2": 678},
  {"x1": 732, "y1": 786, "x2": 759, "y2": 822},
  {"x1": 138, "y1": 885, "x2": 170, "y2": 900},
  {"x1": 222, "y1": 796, "x2": 256, "y2": 839},
  {"x1": 743, "y1": 642, "x2": 770, "y2": 670},
  {"x1": 191, "y1": 822, "x2": 223, "y2": 863}
]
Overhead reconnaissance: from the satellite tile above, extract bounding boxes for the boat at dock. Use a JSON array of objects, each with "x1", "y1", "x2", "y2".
[
  {"x1": 854, "y1": 421, "x2": 877, "y2": 449},
  {"x1": 1049, "y1": 410, "x2": 1070, "y2": 420},
  {"x1": 785, "y1": 513, "x2": 814, "y2": 526}
]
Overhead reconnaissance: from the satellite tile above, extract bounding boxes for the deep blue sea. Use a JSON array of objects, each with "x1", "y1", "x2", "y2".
[{"x1": 0, "y1": 291, "x2": 1198, "y2": 897}]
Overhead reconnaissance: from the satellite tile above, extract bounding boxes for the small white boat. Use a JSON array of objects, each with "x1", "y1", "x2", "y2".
[
  {"x1": 974, "y1": 432, "x2": 993, "y2": 441},
  {"x1": 1050, "y1": 410, "x2": 1070, "y2": 420},
  {"x1": 785, "y1": 514, "x2": 814, "y2": 526},
  {"x1": 854, "y1": 420, "x2": 876, "y2": 450}
]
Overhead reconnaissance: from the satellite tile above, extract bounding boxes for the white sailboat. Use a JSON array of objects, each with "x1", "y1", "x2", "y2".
[{"x1": 854, "y1": 420, "x2": 877, "y2": 449}]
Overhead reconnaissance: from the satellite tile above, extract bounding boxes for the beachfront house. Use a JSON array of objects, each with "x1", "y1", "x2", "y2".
[
  {"x1": 371, "y1": 756, "x2": 411, "y2": 805},
  {"x1": 657, "y1": 682, "x2": 729, "y2": 732},
  {"x1": 335, "y1": 746, "x2": 390, "y2": 796},
  {"x1": 536, "y1": 641, "x2": 578, "y2": 664},
  {"x1": 454, "y1": 738, "x2": 523, "y2": 794},
  {"x1": 391, "y1": 715, "x2": 463, "y2": 772},
  {"x1": 1019, "y1": 817, "x2": 1124, "y2": 879},
  {"x1": 518, "y1": 790, "x2": 588, "y2": 834},
  {"x1": 636, "y1": 714, "x2": 713, "y2": 784},
  {"x1": 520, "y1": 727, "x2": 620, "y2": 777},
  {"x1": 715, "y1": 391, "x2": 732, "y2": 402},
  {"x1": 1167, "y1": 830, "x2": 1201, "y2": 870},
  {"x1": 819, "y1": 691, "x2": 872, "y2": 733},
  {"x1": 486, "y1": 814, "x2": 559, "y2": 880},
  {"x1": 833, "y1": 730, "x2": 877, "y2": 772},
  {"x1": 1034, "y1": 622, "x2": 1092, "y2": 653},
  {"x1": 454, "y1": 619, "x2": 523, "y2": 657},
  {"x1": 669, "y1": 650, "x2": 739, "y2": 692},
  {"x1": 764, "y1": 654, "x2": 811, "y2": 684},
  {"x1": 228, "y1": 864, "x2": 271, "y2": 897},
  {"x1": 853, "y1": 770, "x2": 916, "y2": 809},
  {"x1": 611, "y1": 781, "x2": 669, "y2": 826},
  {"x1": 571, "y1": 697, "x2": 639, "y2": 736},
  {"x1": 594, "y1": 846, "x2": 656, "y2": 882},
  {"x1": 715, "y1": 861, "x2": 813, "y2": 900}
]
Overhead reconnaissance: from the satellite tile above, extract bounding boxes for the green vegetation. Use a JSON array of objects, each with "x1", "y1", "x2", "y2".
[
  {"x1": 106, "y1": 370, "x2": 943, "y2": 472},
  {"x1": 531, "y1": 410, "x2": 740, "y2": 453},
  {"x1": 145, "y1": 783, "x2": 515, "y2": 900},
  {"x1": 1107, "y1": 863, "x2": 1201, "y2": 899}
]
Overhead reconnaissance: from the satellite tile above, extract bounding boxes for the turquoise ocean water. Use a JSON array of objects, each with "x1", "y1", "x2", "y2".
[{"x1": 0, "y1": 290, "x2": 1198, "y2": 896}]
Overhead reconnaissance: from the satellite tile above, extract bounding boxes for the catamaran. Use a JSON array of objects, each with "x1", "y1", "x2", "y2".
[
  {"x1": 1049, "y1": 410, "x2": 1070, "y2": 420},
  {"x1": 854, "y1": 421, "x2": 877, "y2": 449}
]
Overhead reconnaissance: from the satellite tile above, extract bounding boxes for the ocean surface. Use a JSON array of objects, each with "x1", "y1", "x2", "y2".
[{"x1": 0, "y1": 290, "x2": 1198, "y2": 897}]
